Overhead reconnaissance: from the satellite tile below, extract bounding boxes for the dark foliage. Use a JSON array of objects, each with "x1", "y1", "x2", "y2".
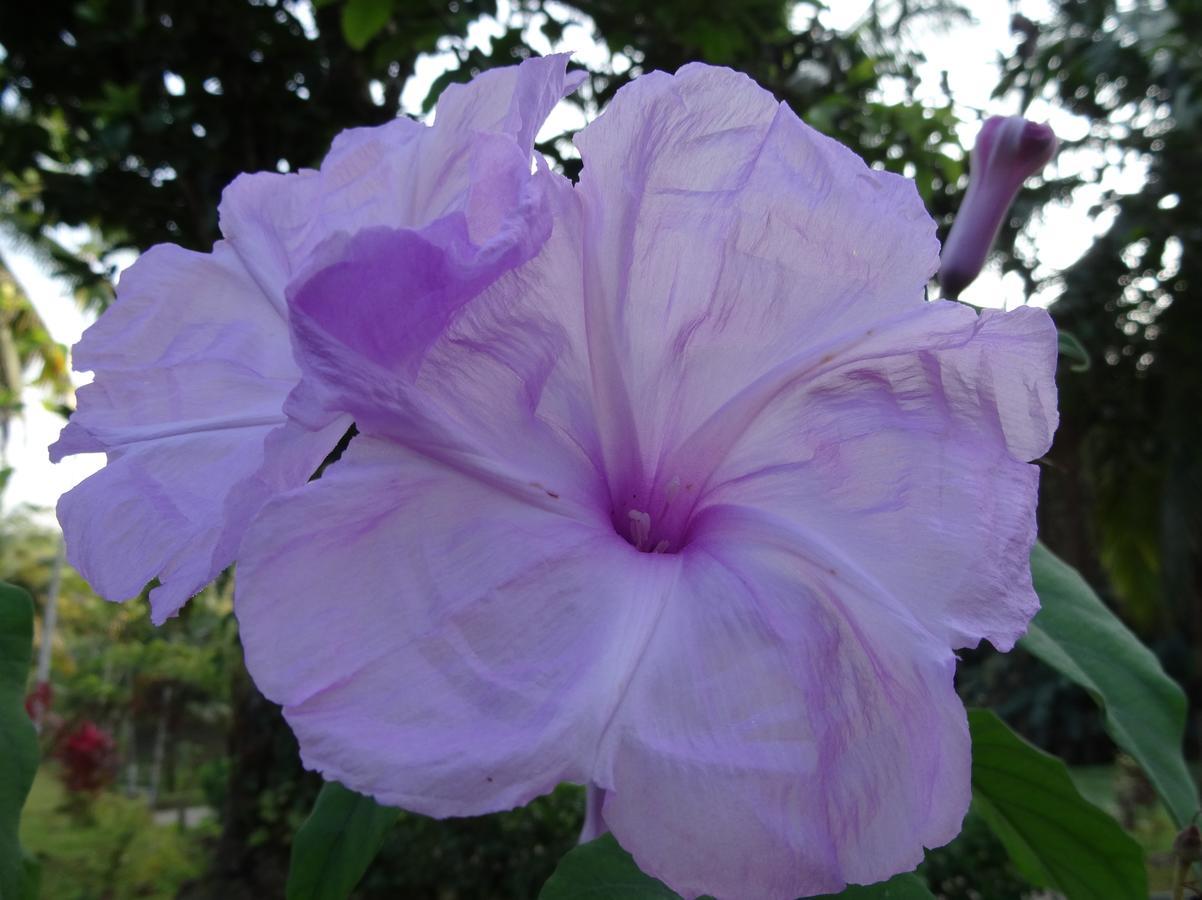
[
  {"x1": 0, "y1": 0, "x2": 491, "y2": 303},
  {"x1": 999, "y1": 0, "x2": 1201, "y2": 753}
]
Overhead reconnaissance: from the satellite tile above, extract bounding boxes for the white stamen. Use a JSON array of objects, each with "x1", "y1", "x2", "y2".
[
  {"x1": 628, "y1": 508, "x2": 651, "y2": 551},
  {"x1": 664, "y1": 475, "x2": 681, "y2": 505}
]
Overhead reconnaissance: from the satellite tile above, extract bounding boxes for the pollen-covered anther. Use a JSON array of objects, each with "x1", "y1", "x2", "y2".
[
  {"x1": 625, "y1": 509, "x2": 675, "y2": 553},
  {"x1": 628, "y1": 508, "x2": 652, "y2": 551}
]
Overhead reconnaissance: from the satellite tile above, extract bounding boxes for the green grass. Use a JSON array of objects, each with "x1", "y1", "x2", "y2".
[{"x1": 20, "y1": 767, "x2": 212, "y2": 900}]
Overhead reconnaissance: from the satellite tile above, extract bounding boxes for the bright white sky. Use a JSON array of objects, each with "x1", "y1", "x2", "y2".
[{"x1": 1, "y1": 0, "x2": 1128, "y2": 520}]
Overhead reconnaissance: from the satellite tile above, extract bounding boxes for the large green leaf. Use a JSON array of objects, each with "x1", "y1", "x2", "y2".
[
  {"x1": 285, "y1": 781, "x2": 399, "y2": 900},
  {"x1": 814, "y1": 872, "x2": 935, "y2": 899},
  {"x1": 969, "y1": 708, "x2": 1147, "y2": 898},
  {"x1": 0, "y1": 582, "x2": 39, "y2": 900},
  {"x1": 1022, "y1": 541, "x2": 1199, "y2": 827},
  {"x1": 340, "y1": 0, "x2": 393, "y2": 50},
  {"x1": 539, "y1": 834, "x2": 679, "y2": 899},
  {"x1": 540, "y1": 833, "x2": 933, "y2": 899}
]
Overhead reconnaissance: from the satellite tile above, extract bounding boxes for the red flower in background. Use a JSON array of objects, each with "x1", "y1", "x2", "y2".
[
  {"x1": 24, "y1": 681, "x2": 53, "y2": 723},
  {"x1": 55, "y1": 720, "x2": 117, "y2": 794}
]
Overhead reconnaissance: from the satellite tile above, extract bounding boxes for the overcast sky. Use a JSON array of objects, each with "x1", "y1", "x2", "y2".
[{"x1": 2, "y1": 0, "x2": 1120, "y2": 521}]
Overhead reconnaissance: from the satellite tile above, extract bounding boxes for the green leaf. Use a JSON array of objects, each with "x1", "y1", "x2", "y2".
[
  {"x1": 541, "y1": 834, "x2": 933, "y2": 899},
  {"x1": 285, "y1": 781, "x2": 399, "y2": 900},
  {"x1": 539, "y1": 834, "x2": 679, "y2": 899},
  {"x1": 340, "y1": 0, "x2": 393, "y2": 50},
  {"x1": 814, "y1": 872, "x2": 935, "y2": 898},
  {"x1": 1022, "y1": 542, "x2": 1199, "y2": 827},
  {"x1": 20, "y1": 850, "x2": 41, "y2": 900},
  {"x1": 969, "y1": 708, "x2": 1147, "y2": 898},
  {"x1": 1056, "y1": 329, "x2": 1091, "y2": 371},
  {"x1": 0, "y1": 582, "x2": 39, "y2": 900}
]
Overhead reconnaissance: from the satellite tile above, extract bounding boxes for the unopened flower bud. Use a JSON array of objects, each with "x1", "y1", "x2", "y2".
[{"x1": 940, "y1": 116, "x2": 1058, "y2": 299}]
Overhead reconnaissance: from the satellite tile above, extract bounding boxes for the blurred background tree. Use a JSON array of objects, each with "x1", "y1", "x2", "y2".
[
  {"x1": 1, "y1": 257, "x2": 69, "y2": 474},
  {"x1": 998, "y1": 0, "x2": 1202, "y2": 715},
  {"x1": 0, "y1": 0, "x2": 966, "y2": 297},
  {"x1": 1, "y1": 0, "x2": 1198, "y2": 896}
]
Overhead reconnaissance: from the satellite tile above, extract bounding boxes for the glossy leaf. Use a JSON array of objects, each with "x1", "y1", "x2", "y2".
[
  {"x1": 540, "y1": 833, "x2": 934, "y2": 899},
  {"x1": 969, "y1": 708, "x2": 1147, "y2": 898},
  {"x1": 286, "y1": 780, "x2": 399, "y2": 900},
  {"x1": 1022, "y1": 541, "x2": 1199, "y2": 827},
  {"x1": 0, "y1": 582, "x2": 39, "y2": 900}
]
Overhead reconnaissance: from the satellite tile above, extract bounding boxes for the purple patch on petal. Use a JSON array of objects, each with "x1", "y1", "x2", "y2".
[{"x1": 52, "y1": 54, "x2": 583, "y2": 619}]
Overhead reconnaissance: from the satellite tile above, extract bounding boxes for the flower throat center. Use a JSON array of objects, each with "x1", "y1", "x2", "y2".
[{"x1": 615, "y1": 475, "x2": 693, "y2": 554}]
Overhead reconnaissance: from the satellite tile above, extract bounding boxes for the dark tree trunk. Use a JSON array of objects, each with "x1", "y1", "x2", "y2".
[{"x1": 179, "y1": 651, "x2": 318, "y2": 899}]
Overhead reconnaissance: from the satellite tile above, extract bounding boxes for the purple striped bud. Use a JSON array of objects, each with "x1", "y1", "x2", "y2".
[{"x1": 940, "y1": 116, "x2": 1058, "y2": 299}]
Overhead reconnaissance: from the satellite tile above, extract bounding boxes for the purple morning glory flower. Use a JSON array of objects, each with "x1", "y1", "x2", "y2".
[
  {"x1": 939, "y1": 115, "x2": 1058, "y2": 300},
  {"x1": 49, "y1": 55, "x2": 583, "y2": 624},
  {"x1": 232, "y1": 64, "x2": 1059, "y2": 898}
]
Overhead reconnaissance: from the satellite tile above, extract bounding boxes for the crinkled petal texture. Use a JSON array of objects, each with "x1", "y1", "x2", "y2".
[
  {"x1": 235, "y1": 64, "x2": 1058, "y2": 899},
  {"x1": 51, "y1": 55, "x2": 581, "y2": 624},
  {"x1": 50, "y1": 242, "x2": 346, "y2": 624},
  {"x1": 598, "y1": 506, "x2": 970, "y2": 898},
  {"x1": 237, "y1": 437, "x2": 672, "y2": 814},
  {"x1": 572, "y1": 64, "x2": 942, "y2": 492},
  {"x1": 218, "y1": 55, "x2": 586, "y2": 310}
]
